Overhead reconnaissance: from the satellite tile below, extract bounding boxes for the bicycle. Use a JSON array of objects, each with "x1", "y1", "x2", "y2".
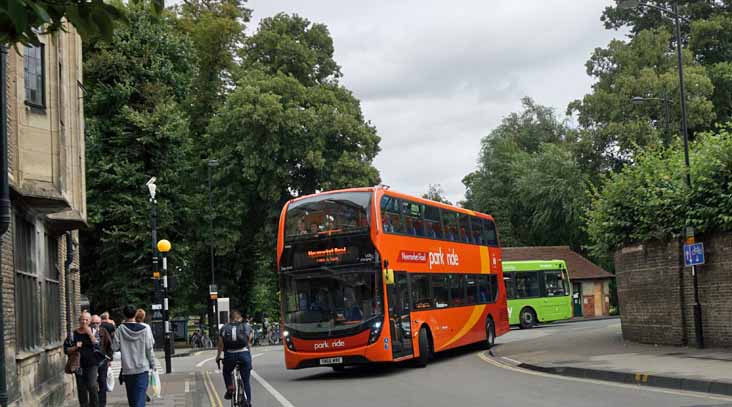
[{"x1": 217, "y1": 358, "x2": 250, "y2": 407}]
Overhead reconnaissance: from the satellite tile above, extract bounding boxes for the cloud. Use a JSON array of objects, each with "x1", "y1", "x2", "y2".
[{"x1": 247, "y1": 0, "x2": 622, "y2": 204}]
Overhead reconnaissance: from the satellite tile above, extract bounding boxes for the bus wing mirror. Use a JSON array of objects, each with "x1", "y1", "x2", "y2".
[{"x1": 383, "y1": 268, "x2": 395, "y2": 285}]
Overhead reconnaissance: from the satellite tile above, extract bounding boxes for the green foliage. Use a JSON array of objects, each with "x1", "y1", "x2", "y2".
[
  {"x1": 568, "y1": 28, "x2": 715, "y2": 172},
  {"x1": 174, "y1": 0, "x2": 251, "y2": 135},
  {"x1": 423, "y1": 184, "x2": 452, "y2": 205},
  {"x1": 463, "y1": 98, "x2": 589, "y2": 249},
  {"x1": 0, "y1": 0, "x2": 165, "y2": 45},
  {"x1": 81, "y1": 1, "x2": 197, "y2": 314},
  {"x1": 240, "y1": 13, "x2": 341, "y2": 86},
  {"x1": 587, "y1": 126, "x2": 732, "y2": 255}
]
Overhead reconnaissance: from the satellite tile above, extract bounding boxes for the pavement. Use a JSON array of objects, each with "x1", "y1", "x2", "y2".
[
  {"x1": 62, "y1": 322, "x2": 732, "y2": 407},
  {"x1": 489, "y1": 318, "x2": 732, "y2": 396}
]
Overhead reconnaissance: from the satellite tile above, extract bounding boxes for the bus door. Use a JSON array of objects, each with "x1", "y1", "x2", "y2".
[{"x1": 387, "y1": 271, "x2": 413, "y2": 358}]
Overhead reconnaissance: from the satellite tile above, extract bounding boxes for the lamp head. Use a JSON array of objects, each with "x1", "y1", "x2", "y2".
[
  {"x1": 146, "y1": 177, "x2": 157, "y2": 200},
  {"x1": 631, "y1": 96, "x2": 646, "y2": 105},
  {"x1": 208, "y1": 159, "x2": 219, "y2": 168},
  {"x1": 157, "y1": 239, "x2": 172, "y2": 253}
]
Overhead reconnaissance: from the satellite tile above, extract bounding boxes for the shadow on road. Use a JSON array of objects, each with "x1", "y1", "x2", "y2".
[{"x1": 292, "y1": 343, "x2": 491, "y2": 381}]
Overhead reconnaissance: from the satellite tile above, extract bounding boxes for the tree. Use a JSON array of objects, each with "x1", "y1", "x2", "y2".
[
  {"x1": 463, "y1": 98, "x2": 588, "y2": 249},
  {"x1": 1, "y1": 0, "x2": 161, "y2": 45},
  {"x1": 204, "y1": 14, "x2": 380, "y2": 315},
  {"x1": 239, "y1": 13, "x2": 341, "y2": 86},
  {"x1": 174, "y1": 0, "x2": 251, "y2": 136},
  {"x1": 80, "y1": 1, "x2": 198, "y2": 315},
  {"x1": 568, "y1": 28, "x2": 715, "y2": 173},
  {"x1": 423, "y1": 184, "x2": 452, "y2": 205}
]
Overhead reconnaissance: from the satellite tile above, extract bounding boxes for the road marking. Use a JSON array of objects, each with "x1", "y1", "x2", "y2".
[
  {"x1": 196, "y1": 356, "x2": 216, "y2": 368},
  {"x1": 501, "y1": 356, "x2": 522, "y2": 365},
  {"x1": 251, "y1": 370, "x2": 295, "y2": 407},
  {"x1": 201, "y1": 371, "x2": 219, "y2": 407},
  {"x1": 194, "y1": 351, "x2": 204, "y2": 356},
  {"x1": 204, "y1": 371, "x2": 223, "y2": 407},
  {"x1": 478, "y1": 351, "x2": 732, "y2": 402}
]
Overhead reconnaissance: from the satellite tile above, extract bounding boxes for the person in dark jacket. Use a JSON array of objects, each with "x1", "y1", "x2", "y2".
[
  {"x1": 64, "y1": 312, "x2": 101, "y2": 407},
  {"x1": 92, "y1": 314, "x2": 113, "y2": 407}
]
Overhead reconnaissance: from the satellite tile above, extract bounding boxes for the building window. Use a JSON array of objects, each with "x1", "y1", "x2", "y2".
[
  {"x1": 45, "y1": 236, "x2": 61, "y2": 344},
  {"x1": 15, "y1": 214, "x2": 40, "y2": 352},
  {"x1": 24, "y1": 44, "x2": 45, "y2": 108}
]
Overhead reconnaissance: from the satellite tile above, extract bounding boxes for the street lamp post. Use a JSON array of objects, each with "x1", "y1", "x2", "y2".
[
  {"x1": 619, "y1": 0, "x2": 703, "y2": 348},
  {"x1": 157, "y1": 239, "x2": 173, "y2": 374},
  {"x1": 146, "y1": 177, "x2": 165, "y2": 349},
  {"x1": 207, "y1": 160, "x2": 219, "y2": 340}
]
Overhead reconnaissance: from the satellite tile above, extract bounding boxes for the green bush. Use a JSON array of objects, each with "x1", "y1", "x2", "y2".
[{"x1": 588, "y1": 126, "x2": 732, "y2": 255}]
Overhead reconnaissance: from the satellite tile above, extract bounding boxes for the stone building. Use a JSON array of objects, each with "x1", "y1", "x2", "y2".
[
  {"x1": 1, "y1": 23, "x2": 87, "y2": 406},
  {"x1": 502, "y1": 246, "x2": 615, "y2": 317}
]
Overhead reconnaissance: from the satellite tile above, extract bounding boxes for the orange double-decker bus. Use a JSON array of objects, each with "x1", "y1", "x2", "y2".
[{"x1": 276, "y1": 186, "x2": 509, "y2": 370}]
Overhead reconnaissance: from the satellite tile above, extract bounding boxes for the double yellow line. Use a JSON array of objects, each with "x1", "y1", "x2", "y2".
[{"x1": 203, "y1": 370, "x2": 223, "y2": 407}]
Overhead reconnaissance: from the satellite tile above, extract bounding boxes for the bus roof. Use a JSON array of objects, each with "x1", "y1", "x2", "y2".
[
  {"x1": 284, "y1": 186, "x2": 495, "y2": 221},
  {"x1": 502, "y1": 260, "x2": 567, "y2": 272}
]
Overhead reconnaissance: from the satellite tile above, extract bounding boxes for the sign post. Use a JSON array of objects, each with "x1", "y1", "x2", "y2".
[{"x1": 684, "y1": 228, "x2": 704, "y2": 348}]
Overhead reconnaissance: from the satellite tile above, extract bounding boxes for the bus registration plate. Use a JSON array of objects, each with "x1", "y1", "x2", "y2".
[{"x1": 319, "y1": 357, "x2": 343, "y2": 365}]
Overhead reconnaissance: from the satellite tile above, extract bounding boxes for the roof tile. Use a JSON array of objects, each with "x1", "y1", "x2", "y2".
[{"x1": 502, "y1": 246, "x2": 614, "y2": 280}]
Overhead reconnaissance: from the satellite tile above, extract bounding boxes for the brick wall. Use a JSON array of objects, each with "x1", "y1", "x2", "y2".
[{"x1": 615, "y1": 233, "x2": 732, "y2": 347}]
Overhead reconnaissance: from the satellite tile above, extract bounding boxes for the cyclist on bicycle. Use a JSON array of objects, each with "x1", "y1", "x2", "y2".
[{"x1": 216, "y1": 310, "x2": 253, "y2": 403}]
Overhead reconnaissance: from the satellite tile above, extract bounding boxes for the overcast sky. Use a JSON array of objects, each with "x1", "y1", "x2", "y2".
[{"x1": 246, "y1": 0, "x2": 623, "y2": 204}]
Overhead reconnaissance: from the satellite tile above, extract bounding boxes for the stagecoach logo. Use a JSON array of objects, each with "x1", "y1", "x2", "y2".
[
  {"x1": 313, "y1": 339, "x2": 346, "y2": 351},
  {"x1": 399, "y1": 250, "x2": 427, "y2": 263}
]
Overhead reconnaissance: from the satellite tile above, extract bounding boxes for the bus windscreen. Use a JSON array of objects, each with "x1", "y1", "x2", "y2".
[{"x1": 285, "y1": 192, "x2": 371, "y2": 240}]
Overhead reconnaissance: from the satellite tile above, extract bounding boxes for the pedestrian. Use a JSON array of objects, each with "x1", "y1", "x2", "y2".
[
  {"x1": 216, "y1": 310, "x2": 253, "y2": 403},
  {"x1": 112, "y1": 305, "x2": 156, "y2": 407},
  {"x1": 134, "y1": 309, "x2": 152, "y2": 331},
  {"x1": 64, "y1": 312, "x2": 101, "y2": 407},
  {"x1": 100, "y1": 312, "x2": 116, "y2": 335},
  {"x1": 91, "y1": 315, "x2": 113, "y2": 407}
]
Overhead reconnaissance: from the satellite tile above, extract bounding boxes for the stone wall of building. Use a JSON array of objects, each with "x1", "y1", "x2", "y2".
[{"x1": 615, "y1": 233, "x2": 732, "y2": 347}]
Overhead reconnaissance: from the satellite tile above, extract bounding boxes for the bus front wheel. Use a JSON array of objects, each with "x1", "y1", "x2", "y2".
[
  {"x1": 485, "y1": 317, "x2": 495, "y2": 348},
  {"x1": 416, "y1": 327, "x2": 431, "y2": 367},
  {"x1": 519, "y1": 308, "x2": 536, "y2": 329}
]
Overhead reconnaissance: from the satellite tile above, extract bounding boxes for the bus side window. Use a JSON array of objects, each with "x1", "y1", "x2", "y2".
[
  {"x1": 465, "y1": 275, "x2": 478, "y2": 305},
  {"x1": 458, "y1": 214, "x2": 471, "y2": 243},
  {"x1": 449, "y1": 274, "x2": 466, "y2": 306},
  {"x1": 402, "y1": 200, "x2": 425, "y2": 237},
  {"x1": 380, "y1": 195, "x2": 404, "y2": 234},
  {"x1": 477, "y1": 275, "x2": 490, "y2": 303},
  {"x1": 411, "y1": 274, "x2": 432, "y2": 310},
  {"x1": 442, "y1": 211, "x2": 458, "y2": 242},
  {"x1": 515, "y1": 271, "x2": 540, "y2": 298},
  {"x1": 471, "y1": 216, "x2": 483, "y2": 245},
  {"x1": 504, "y1": 272, "x2": 516, "y2": 300},
  {"x1": 424, "y1": 205, "x2": 443, "y2": 239},
  {"x1": 482, "y1": 219, "x2": 499, "y2": 246},
  {"x1": 431, "y1": 275, "x2": 449, "y2": 308},
  {"x1": 543, "y1": 270, "x2": 565, "y2": 297},
  {"x1": 489, "y1": 275, "x2": 498, "y2": 302}
]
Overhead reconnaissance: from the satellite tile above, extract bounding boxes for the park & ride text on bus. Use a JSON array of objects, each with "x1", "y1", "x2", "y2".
[{"x1": 276, "y1": 186, "x2": 509, "y2": 370}]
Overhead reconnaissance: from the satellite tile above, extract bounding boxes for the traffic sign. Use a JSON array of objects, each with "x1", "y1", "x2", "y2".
[{"x1": 684, "y1": 242, "x2": 705, "y2": 267}]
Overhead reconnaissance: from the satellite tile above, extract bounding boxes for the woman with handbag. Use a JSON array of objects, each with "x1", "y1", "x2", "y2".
[{"x1": 64, "y1": 312, "x2": 101, "y2": 407}]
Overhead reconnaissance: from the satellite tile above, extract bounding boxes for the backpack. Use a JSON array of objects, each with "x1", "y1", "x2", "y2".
[{"x1": 221, "y1": 322, "x2": 249, "y2": 351}]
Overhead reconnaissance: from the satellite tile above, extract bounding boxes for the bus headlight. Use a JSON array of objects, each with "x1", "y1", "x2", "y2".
[
  {"x1": 368, "y1": 318, "x2": 384, "y2": 344},
  {"x1": 283, "y1": 330, "x2": 295, "y2": 351}
]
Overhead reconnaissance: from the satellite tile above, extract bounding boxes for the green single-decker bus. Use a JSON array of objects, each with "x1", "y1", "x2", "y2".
[{"x1": 503, "y1": 260, "x2": 572, "y2": 328}]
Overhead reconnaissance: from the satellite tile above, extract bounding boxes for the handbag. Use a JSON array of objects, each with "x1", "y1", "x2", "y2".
[{"x1": 64, "y1": 350, "x2": 80, "y2": 374}]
